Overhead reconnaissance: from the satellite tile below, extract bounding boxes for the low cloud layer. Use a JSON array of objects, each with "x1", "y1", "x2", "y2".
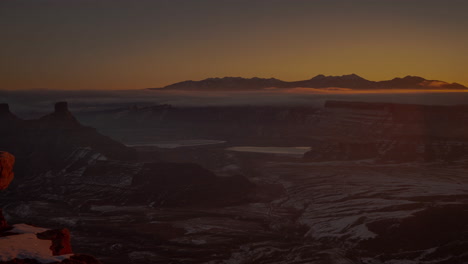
[{"x1": 1, "y1": 89, "x2": 467, "y2": 118}]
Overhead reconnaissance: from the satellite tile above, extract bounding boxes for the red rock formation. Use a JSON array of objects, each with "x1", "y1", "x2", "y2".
[
  {"x1": 36, "y1": 229, "x2": 73, "y2": 256},
  {"x1": 0, "y1": 151, "x2": 14, "y2": 190},
  {"x1": 0, "y1": 152, "x2": 14, "y2": 229}
]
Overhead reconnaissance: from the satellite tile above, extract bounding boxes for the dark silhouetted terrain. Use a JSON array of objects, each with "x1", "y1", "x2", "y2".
[{"x1": 151, "y1": 75, "x2": 467, "y2": 91}]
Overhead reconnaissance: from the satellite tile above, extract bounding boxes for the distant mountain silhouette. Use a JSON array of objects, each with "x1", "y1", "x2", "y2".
[
  {"x1": 149, "y1": 74, "x2": 467, "y2": 91},
  {"x1": 155, "y1": 77, "x2": 285, "y2": 91}
]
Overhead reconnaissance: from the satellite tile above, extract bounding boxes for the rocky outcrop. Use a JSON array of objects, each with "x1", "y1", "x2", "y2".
[
  {"x1": 0, "y1": 152, "x2": 14, "y2": 190},
  {"x1": 37, "y1": 102, "x2": 81, "y2": 129},
  {"x1": 0, "y1": 104, "x2": 20, "y2": 122},
  {"x1": 36, "y1": 229, "x2": 73, "y2": 256}
]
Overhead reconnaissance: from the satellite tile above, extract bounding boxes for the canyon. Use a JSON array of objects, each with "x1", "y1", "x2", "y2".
[{"x1": 1, "y1": 100, "x2": 467, "y2": 263}]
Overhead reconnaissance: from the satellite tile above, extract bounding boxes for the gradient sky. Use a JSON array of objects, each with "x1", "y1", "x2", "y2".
[{"x1": 1, "y1": 0, "x2": 467, "y2": 90}]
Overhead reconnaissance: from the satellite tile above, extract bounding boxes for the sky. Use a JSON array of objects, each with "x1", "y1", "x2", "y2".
[{"x1": 1, "y1": 0, "x2": 467, "y2": 90}]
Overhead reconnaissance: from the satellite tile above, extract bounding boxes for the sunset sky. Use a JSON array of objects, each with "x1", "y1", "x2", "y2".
[{"x1": 1, "y1": 0, "x2": 467, "y2": 90}]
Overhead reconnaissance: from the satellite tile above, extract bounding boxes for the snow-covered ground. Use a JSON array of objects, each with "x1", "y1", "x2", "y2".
[{"x1": 0, "y1": 224, "x2": 72, "y2": 263}]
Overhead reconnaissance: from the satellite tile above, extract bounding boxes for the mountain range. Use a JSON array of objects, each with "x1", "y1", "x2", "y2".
[{"x1": 149, "y1": 74, "x2": 467, "y2": 91}]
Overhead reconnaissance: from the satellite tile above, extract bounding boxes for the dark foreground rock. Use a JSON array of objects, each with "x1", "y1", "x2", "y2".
[
  {"x1": 361, "y1": 204, "x2": 468, "y2": 263},
  {"x1": 37, "y1": 229, "x2": 73, "y2": 256},
  {"x1": 131, "y1": 162, "x2": 255, "y2": 206}
]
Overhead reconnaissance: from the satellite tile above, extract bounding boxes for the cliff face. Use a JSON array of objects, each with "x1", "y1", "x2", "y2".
[
  {"x1": 78, "y1": 105, "x2": 321, "y2": 146},
  {"x1": 303, "y1": 101, "x2": 468, "y2": 162},
  {"x1": 0, "y1": 152, "x2": 14, "y2": 190}
]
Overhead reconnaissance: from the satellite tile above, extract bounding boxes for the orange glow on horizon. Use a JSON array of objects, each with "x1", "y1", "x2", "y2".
[{"x1": 1, "y1": 1, "x2": 467, "y2": 90}]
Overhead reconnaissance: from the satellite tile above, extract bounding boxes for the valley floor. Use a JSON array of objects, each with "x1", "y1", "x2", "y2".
[{"x1": 5, "y1": 145, "x2": 468, "y2": 264}]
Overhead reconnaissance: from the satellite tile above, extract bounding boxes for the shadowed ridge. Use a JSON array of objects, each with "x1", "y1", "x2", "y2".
[
  {"x1": 37, "y1": 101, "x2": 81, "y2": 128},
  {"x1": 290, "y1": 74, "x2": 374, "y2": 89},
  {"x1": 34, "y1": 102, "x2": 137, "y2": 161}
]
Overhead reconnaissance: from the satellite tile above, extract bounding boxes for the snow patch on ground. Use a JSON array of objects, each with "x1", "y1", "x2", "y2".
[
  {"x1": 0, "y1": 224, "x2": 72, "y2": 263},
  {"x1": 9, "y1": 224, "x2": 48, "y2": 234}
]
